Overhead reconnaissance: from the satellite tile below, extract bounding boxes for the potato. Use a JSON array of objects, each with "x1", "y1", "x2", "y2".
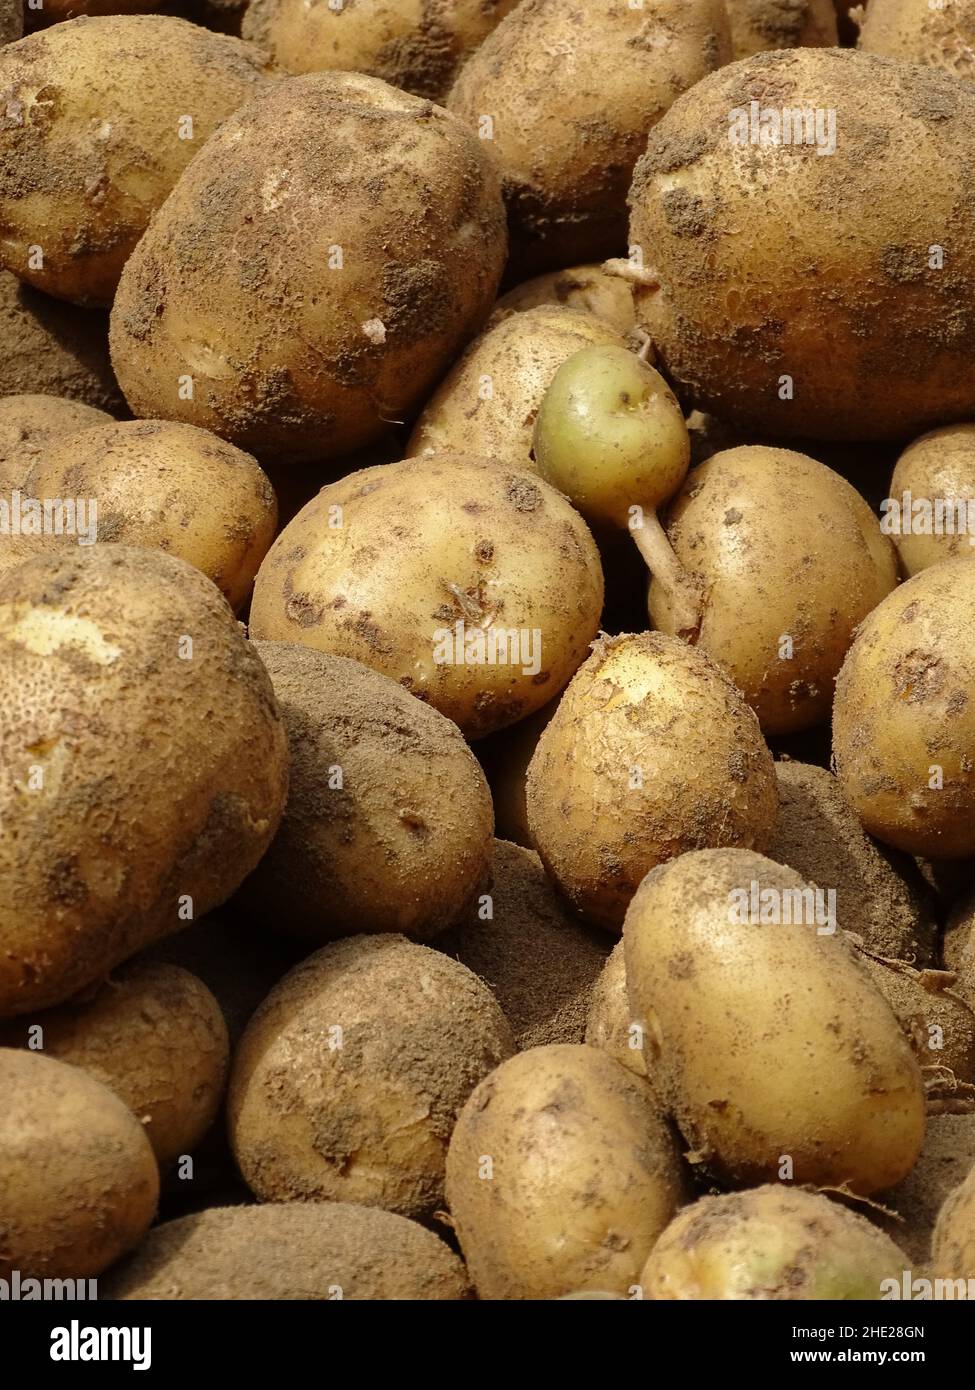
[
  {"x1": 445, "y1": 1044, "x2": 688, "y2": 1299},
  {"x1": 110, "y1": 73, "x2": 506, "y2": 462},
  {"x1": 243, "y1": 643, "x2": 493, "y2": 942},
  {"x1": 726, "y1": 0, "x2": 837, "y2": 58},
  {"x1": 859, "y1": 0, "x2": 975, "y2": 78},
  {"x1": 641, "y1": 1186, "x2": 906, "y2": 1300},
  {"x1": 0, "y1": 962, "x2": 228, "y2": 1167},
  {"x1": 0, "y1": 17, "x2": 270, "y2": 306},
  {"x1": 623, "y1": 848, "x2": 926, "y2": 1194},
  {"x1": 833, "y1": 558, "x2": 975, "y2": 858},
  {"x1": 492, "y1": 265, "x2": 637, "y2": 337},
  {"x1": 862, "y1": 956, "x2": 975, "y2": 1101},
  {"x1": 249, "y1": 455, "x2": 604, "y2": 739},
  {"x1": 228, "y1": 935, "x2": 515, "y2": 1217},
  {"x1": 629, "y1": 49, "x2": 975, "y2": 441},
  {"x1": 933, "y1": 1165, "x2": 975, "y2": 1280},
  {"x1": 0, "y1": 270, "x2": 123, "y2": 412},
  {"x1": 407, "y1": 305, "x2": 625, "y2": 472},
  {"x1": 25, "y1": 419, "x2": 277, "y2": 610},
  {"x1": 0, "y1": 394, "x2": 112, "y2": 491},
  {"x1": 526, "y1": 633, "x2": 778, "y2": 930},
  {"x1": 887, "y1": 425, "x2": 975, "y2": 576},
  {"x1": 879, "y1": 1112, "x2": 975, "y2": 1267},
  {"x1": 649, "y1": 447, "x2": 898, "y2": 733},
  {"x1": 0, "y1": 1049, "x2": 158, "y2": 1278},
  {"x1": 0, "y1": 545, "x2": 289, "y2": 1016},
  {"x1": 768, "y1": 761, "x2": 937, "y2": 963},
  {"x1": 104, "y1": 1201, "x2": 471, "y2": 1300},
  {"x1": 447, "y1": 0, "x2": 731, "y2": 275},
  {"x1": 242, "y1": 0, "x2": 517, "y2": 100},
  {"x1": 585, "y1": 940, "x2": 648, "y2": 1079},
  {"x1": 438, "y1": 839, "x2": 609, "y2": 1048}
]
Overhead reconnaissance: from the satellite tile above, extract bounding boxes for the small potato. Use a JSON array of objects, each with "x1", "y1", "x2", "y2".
[
  {"x1": 26, "y1": 419, "x2": 278, "y2": 610},
  {"x1": 249, "y1": 456, "x2": 604, "y2": 739},
  {"x1": 445, "y1": 1044, "x2": 689, "y2": 1299},
  {"x1": 833, "y1": 558, "x2": 975, "y2": 858},
  {"x1": 887, "y1": 425, "x2": 975, "y2": 576},
  {"x1": 492, "y1": 265, "x2": 637, "y2": 336},
  {"x1": 526, "y1": 633, "x2": 778, "y2": 930},
  {"x1": 104, "y1": 1202, "x2": 471, "y2": 1300},
  {"x1": 933, "y1": 1165, "x2": 975, "y2": 1281},
  {"x1": 408, "y1": 306, "x2": 625, "y2": 473},
  {"x1": 0, "y1": 270, "x2": 124, "y2": 412},
  {"x1": 0, "y1": 963, "x2": 229, "y2": 1167},
  {"x1": 859, "y1": 0, "x2": 975, "y2": 78},
  {"x1": 585, "y1": 941, "x2": 648, "y2": 1079},
  {"x1": 726, "y1": 0, "x2": 838, "y2": 58},
  {"x1": 0, "y1": 17, "x2": 270, "y2": 305},
  {"x1": 0, "y1": 394, "x2": 112, "y2": 491},
  {"x1": 0, "y1": 1049, "x2": 158, "y2": 1278},
  {"x1": 641, "y1": 1187, "x2": 906, "y2": 1300},
  {"x1": 228, "y1": 935, "x2": 515, "y2": 1218},
  {"x1": 623, "y1": 848, "x2": 927, "y2": 1194},
  {"x1": 244, "y1": 643, "x2": 494, "y2": 943}
]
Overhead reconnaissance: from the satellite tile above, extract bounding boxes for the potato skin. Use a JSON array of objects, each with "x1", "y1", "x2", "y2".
[
  {"x1": 726, "y1": 0, "x2": 837, "y2": 58},
  {"x1": 0, "y1": 1049, "x2": 159, "y2": 1278},
  {"x1": 26, "y1": 419, "x2": 278, "y2": 610},
  {"x1": 243, "y1": 0, "x2": 518, "y2": 100},
  {"x1": 447, "y1": 0, "x2": 731, "y2": 276},
  {"x1": 630, "y1": 49, "x2": 975, "y2": 441},
  {"x1": 888, "y1": 425, "x2": 975, "y2": 576},
  {"x1": 0, "y1": 545, "x2": 289, "y2": 1016},
  {"x1": 104, "y1": 1201, "x2": 471, "y2": 1300},
  {"x1": 0, "y1": 394, "x2": 112, "y2": 491},
  {"x1": 585, "y1": 940, "x2": 648, "y2": 1078},
  {"x1": 0, "y1": 17, "x2": 270, "y2": 306},
  {"x1": 859, "y1": 0, "x2": 975, "y2": 78},
  {"x1": 110, "y1": 72, "x2": 506, "y2": 462},
  {"x1": 526, "y1": 633, "x2": 778, "y2": 930},
  {"x1": 445, "y1": 1044, "x2": 688, "y2": 1299},
  {"x1": 244, "y1": 643, "x2": 494, "y2": 942},
  {"x1": 228, "y1": 935, "x2": 515, "y2": 1218},
  {"x1": 623, "y1": 849, "x2": 927, "y2": 1195},
  {"x1": 0, "y1": 270, "x2": 123, "y2": 412},
  {"x1": 933, "y1": 1165, "x2": 975, "y2": 1281},
  {"x1": 833, "y1": 558, "x2": 975, "y2": 858},
  {"x1": 492, "y1": 265, "x2": 637, "y2": 336},
  {"x1": 249, "y1": 455, "x2": 604, "y2": 739}
]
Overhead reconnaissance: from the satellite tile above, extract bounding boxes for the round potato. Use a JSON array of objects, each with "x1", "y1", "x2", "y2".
[
  {"x1": 526, "y1": 633, "x2": 778, "y2": 930},
  {"x1": 0, "y1": 545, "x2": 289, "y2": 1016},
  {"x1": 833, "y1": 558, "x2": 975, "y2": 858},
  {"x1": 0, "y1": 16, "x2": 270, "y2": 305},
  {"x1": 104, "y1": 1201, "x2": 471, "y2": 1300},
  {"x1": 110, "y1": 72, "x2": 506, "y2": 462},
  {"x1": 887, "y1": 425, "x2": 975, "y2": 576},
  {"x1": 249, "y1": 455, "x2": 604, "y2": 739},
  {"x1": 0, "y1": 394, "x2": 112, "y2": 491},
  {"x1": 0, "y1": 270, "x2": 123, "y2": 412},
  {"x1": 859, "y1": 0, "x2": 975, "y2": 78},
  {"x1": 445, "y1": 1044, "x2": 688, "y2": 1299},
  {"x1": 492, "y1": 265, "x2": 637, "y2": 336},
  {"x1": 228, "y1": 935, "x2": 515, "y2": 1218},
  {"x1": 933, "y1": 1165, "x2": 975, "y2": 1281},
  {"x1": 243, "y1": 643, "x2": 493, "y2": 942},
  {"x1": 623, "y1": 848, "x2": 927, "y2": 1194},
  {"x1": 726, "y1": 0, "x2": 837, "y2": 58},
  {"x1": 585, "y1": 940, "x2": 648, "y2": 1079},
  {"x1": 0, "y1": 1049, "x2": 158, "y2": 1278}
]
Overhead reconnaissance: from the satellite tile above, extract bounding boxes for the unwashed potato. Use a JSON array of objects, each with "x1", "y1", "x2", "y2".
[
  {"x1": 0, "y1": 545, "x2": 289, "y2": 1016},
  {"x1": 0, "y1": 394, "x2": 112, "y2": 491},
  {"x1": 623, "y1": 848, "x2": 927, "y2": 1194},
  {"x1": 25, "y1": 419, "x2": 278, "y2": 610},
  {"x1": 585, "y1": 940, "x2": 648, "y2": 1079},
  {"x1": 407, "y1": 305, "x2": 625, "y2": 472},
  {"x1": 888, "y1": 425, "x2": 975, "y2": 576},
  {"x1": 228, "y1": 935, "x2": 515, "y2": 1218},
  {"x1": 447, "y1": 0, "x2": 731, "y2": 276},
  {"x1": 249, "y1": 455, "x2": 604, "y2": 739},
  {"x1": 933, "y1": 1165, "x2": 975, "y2": 1280},
  {"x1": 649, "y1": 447, "x2": 898, "y2": 734},
  {"x1": 860, "y1": 0, "x2": 975, "y2": 78},
  {"x1": 0, "y1": 270, "x2": 123, "y2": 412},
  {"x1": 445, "y1": 1044, "x2": 689, "y2": 1300},
  {"x1": 491, "y1": 265, "x2": 637, "y2": 336},
  {"x1": 0, "y1": 1049, "x2": 158, "y2": 1278},
  {"x1": 242, "y1": 0, "x2": 518, "y2": 100},
  {"x1": 104, "y1": 1202, "x2": 471, "y2": 1300},
  {"x1": 726, "y1": 0, "x2": 838, "y2": 58},
  {"x1": 526, "y1": 633, "x2": 778, "y2": 930},
  {"x1": 110, "y1": 72, "x2": 506, "y2": 462},
  {"x1": 879, "y1": 1112, "x2": 975, "y2": 1267},
  {"x1": 243, "y1": 643, "x2": 494, "y2": 943},
  {"x1": 0, "y1": 962, "x2": 229, "y2": 1167},
  {"x1": 641, "y1": 1187, "x2": 906, "y2": 1300},
  {"x1": 862, "y1": 956, "x2": 975, "y2": 1099},
  {"x1": 438, "y1": 839, "x2": 609, "y2": 1048},
  {"x1": 0, "y1": 16, "x2": 271, "y2": 306},
  {"x1": 629, "y1": 49, "x2": 975, "y2": 441},
  {"x1": 833, "y1": 558, "x2": 975, "y2": 858}
]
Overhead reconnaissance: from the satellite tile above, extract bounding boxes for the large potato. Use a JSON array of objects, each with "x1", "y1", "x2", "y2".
[
  {"x1": 110, "y1": 72, "x2": 506, "y2": 462},
  {"x1": 228, "y1": 935, "x2": 515, "y2": 1218},
  {"x1": 623, "y1": 849, "x2": 927, "y2": 1194},
  {"x1": 447, "y1": 0, "x2": 731, "y2": 275},
  {"x1": 0, "y1": 1049, "x2": 158, "y2": 1278},
  {"x1": 629, "y1": 49, "x2": 975, "y2": 440},
  {"x1": 860, "y1": 0, "x2": 975, "y2": 78},
  {"x1": 249, "y1": 456, "x2": 604, "y2": 738},
  {"x1": 445, "y1": 1044, "x2": 688, "y2": 1299},
  {"x1": 526, "y1": 633, "x2": 778, "y2": 929},
  {"x1": 0, "y1": 270, "x2": 123, "y2": 412},
  {"x1": 726, "y1": 0, "x2": 837, "y2": 58},
  {"x1": 887, "y1": 425, "x2": 975, "y2": 576},
  {"x1": 833, "y1": 558, "x2": 975, "y2": 858},
  {"x1": 0, "y1": 17, "x2": 270, "y2": 305},
  {"x1": 0, "y1": 545, "x2": 289, "y2": 1016}
]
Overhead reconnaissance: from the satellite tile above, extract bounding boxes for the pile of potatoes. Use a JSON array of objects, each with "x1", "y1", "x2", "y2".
[{"x1": 2, "y1": 0, "x2": 975, "y2": 1307}]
